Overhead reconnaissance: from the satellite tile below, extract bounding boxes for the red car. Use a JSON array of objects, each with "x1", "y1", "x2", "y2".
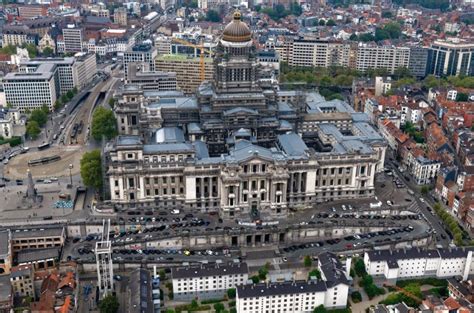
[{"x1": 346, "y1": 244, "x2": 353, "y2": 249}]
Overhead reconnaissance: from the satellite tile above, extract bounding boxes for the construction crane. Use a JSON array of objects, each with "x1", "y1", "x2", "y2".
[
  {"x1": 171, "y1": 37, "x2": 214, "y2": 82},
  {"x1": 383, "y1": 284, "x2": 423, "y2": 303}
]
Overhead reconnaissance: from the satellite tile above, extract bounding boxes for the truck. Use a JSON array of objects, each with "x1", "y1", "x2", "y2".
[{"x1": 370, "y1": 201, "x2": 382, "y2": 209}]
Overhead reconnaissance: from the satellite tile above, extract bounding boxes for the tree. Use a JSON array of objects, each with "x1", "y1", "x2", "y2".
[
  {"x1": 30, "y1": 108, "x2": 48, "y2": 127},
  {"x1": 227, "y1": 288, "x2": 236, "y2": 299},
  {"x1": 91, "y1": 107, "x2": 118, "y2": 141},
  {"x1": 80, "y1": 150, "x2": 103, "y2": 189},
  {"x1": 349, "y1": 33, "x2": 358, "y2": 41},
  {"x1": 98, "y1": 294, "x2": 119, "y2": 313},
  {"x1": 0, "y1": 45, "x2": 16, "y2": 55},
  {"x1": 60, "y1": 94, "x2": 68, "y2": 104},
  {"x1": 250, "y1": 275, "x2": 259, "y2": 283},
  {"x1": 42, "y1": 46, "x2": 54, "y2": 57},
  {"x1": 326, "y1": 19, "x2": 336, "y2": 26},
  {"x1": 214, "y1": 302, "x2": 225, "y2": 313},
  {"x1": 351, "y1": 291, "x2": 362, "y2": 303},
  {"x1": 420, "y1": 186, "x2": 429, "y2": 195},
  {"x1": 304, "y1": 255, "x2": 312, "y2": 267},
  {"x1": 289, "y1": 2, "x2": 302, "y2": 16},
  {"x1": 190, "y1": 300, "x2": 199, "y2": 309},
  {"x1": 22, "y1": 43, "x2": 37, "y2": 58},
  {"x1": 159, "y1": 269, "x2": 166, "y2": 280},
  {"x1": 206, "y1": 10, "x2": 221, "y2": 22},
  {"x1": 456, "y1": 92, "x2": 469, "y2": 102},
  {"x1": 382, "y1": 11, "x2": 393, "y2": 18},
  {"x1": 66, "y1": 90, "x2": 74, "y2": 100},
  {"x1": 54, "y1": 100, "x2": 62, "y2": 111},
  {"x1": 354, "y1": 258, "x2": 367, "y2": 277},
  {"x1": 394, "y1": 67, "x2": 411, "y2": 79},
  {"x1": 308, "y1": 268, "x2": 321, "y2": 280},
  {"x1": 26, "y1": 121, "x2": 41, "y2": 140},
  {"x1": 318, "y1": 19, "x2": 326, "y2": 26},
  {"x1": 313, "y1": 305, "x2": 328, "y2": 313},
  {"x1": 108, "y1": 98, "x2": 117, "y2": 108}
]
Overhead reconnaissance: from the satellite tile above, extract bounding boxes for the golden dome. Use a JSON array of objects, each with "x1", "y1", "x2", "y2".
[{"x1": 222, "y1": 11, "x2": 252, "y2": 43}]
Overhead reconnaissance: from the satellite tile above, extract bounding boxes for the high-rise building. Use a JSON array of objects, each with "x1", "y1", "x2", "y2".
[
  {"x1": 155, "y1": 54, "x2": 213, "y2": 94},
  {"x1": 113, "y1": 7, "x2": 128, "y2": 26},
  {"x1": 62, "y1": 25, "x2": 84, "y2": 53},
  {"x1": 3, "y1": 63, "x2": 59, "y2": 112},
  {"x1": 426, "y1": 40, "x2": 474, "y2": 77},
  {"x1": 123, "y1": 44, "x2": 158, "y2": 82},
  {"x1": 288, "y1": 38, "x2": 353, "y2": 68},
  {"x1": 408, "y1": 45, "x2": 428, "y2": 78},
  {"x1": 127, "y1": 63, "x2": 178, "y2": 92},
  {"x1": 356, "y1": 43, "x2": 410, "y2": 74},
  {"x1": 74, "y1": 53, "x2": 98, "y2": 90},
  {"x1": 19, "y1": 57, "x2": 77, "y2": 95}
]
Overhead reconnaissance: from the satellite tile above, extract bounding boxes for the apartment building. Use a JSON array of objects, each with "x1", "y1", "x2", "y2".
[
  {"x1": 236, "y1": 252, "x2": 350, "y2": 312},
  {"x1": 10, "y1": 227, "x2": 66, "y2": 253},
  {"x1": 427, "y1": 40, "x2": 474, "y2": 77},
  {"x1": 62, "y1": 26, "x2": 84, "y2": 53},
  {"x1": 123, "y1": 44, "x2": 158, "y2": 82},
  {"x1": 356, "y1": 43, "x2": 410, "y2": 74},
  {"x1": 10, "y1": 265, "x2": 35, "y2": 298},
  {"x1": 364, "y1": 247, "x2": 474, "y2": 282},
  {"x1": 114, "y1": 7, "x2": 128, "y2": 26},
  {"x1": 288, "y1": 38, "x2": 352, "y2": 68},
  {"x1": 155, "y1": 54, "x2": 213, "y2": 94},
  {"x1": 409, "y1": 156, "x2": 441, "y2": 185},
  {"x1": 172, "y1": 262, "x2": 249, "y2": 300},
  {"x1": 18, "y1": 5, "x2": 47, "y2": 19},
  {"x1": 2, "y1": 25, "x2": 37, "y2": 47},
  {"x1": 3, "y1": 63, "x2": 59, "y2": 112},
  {"x1": 0, "y1": 230, "x2": 12, "y2": 276}
]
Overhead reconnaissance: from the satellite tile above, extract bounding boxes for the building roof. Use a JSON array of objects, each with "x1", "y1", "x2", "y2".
[
  {"x1": 0, "y1": 230, "x2": 9, "y2": 256},
  {"x1": 0, "y1": 275, "x2": 11, "y2": 304},
  {"x1": 4, "y1": 63, "x2": 56, "y2": 81},
  {"x1": 10, "y1": 264, "x2": 33, "y2": 278},
  {"x1": 222, "y1": 11, "x2": 252, "y2": 43},
  {"x1": 237, "y1": 280, "x2": 327, "y2": 298},
  {"x1": 155, "y1": 127, "x2": 185, "y2": 143},
  {"x1": 172, "y1": 262, "x2": 248, "y2": 280},
  {"x1": 277, "y1": 134, "x2": 308, "y2": 157},
  {"x1": 11, "y1": 227, "x2": 63, "y2": 239},
  {"x1": 366, "y1": 248, "x2": 440, "y2": 262},
  {"x1": 318, "y1": 252, "x2": 350, "y2": 287},
  {"x1": 129, "y1": 268, "x2": 153, "y2": 313},
  {"x1": 17, "y1": 248, "x2": 60, "y2": 264}
]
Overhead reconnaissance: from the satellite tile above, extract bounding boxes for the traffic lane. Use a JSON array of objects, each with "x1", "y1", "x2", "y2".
[
  {"x1": 387, "y1": 159, "x2": 450, "y2": 241},
  {"x1": 282, "y1": 221, "x2": 430, "y2": 258}
]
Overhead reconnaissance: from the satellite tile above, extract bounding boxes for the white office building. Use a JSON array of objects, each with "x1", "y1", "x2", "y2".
[
  {"x1": 123, "y1": 44, "x2": 158, "y2": 82},
  {"x1": 356, "y1": 43, "x2": 410, "y2": 74},
  {"x1": 236, "y1": 252, "x2": 350, "y2": 312},
  {"x1": 19, "y1": 57, "x2": 76, "y2": 95},
  {"x1": 172, "y1": 262, "x2": 248, "y2": 301},
  {"x1": 364, "y1": 247, "x2": 474, "y2": 282},
  {"x1": 3, "y1": 63, "x2": 59, "y2": 112},
  {"x1": 288, "y1": 38, "x2": 352, "y2": 68},
  {"x1": 62, "y1": 25, "x2": 84, "y2": 53}
]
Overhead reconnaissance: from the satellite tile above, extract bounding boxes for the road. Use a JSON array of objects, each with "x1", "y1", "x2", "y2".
[{"x1": 385, "y1": 153, "x2": 452, "y2": 246}]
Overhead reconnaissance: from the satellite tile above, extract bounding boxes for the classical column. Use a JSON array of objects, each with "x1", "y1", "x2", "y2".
[
  {"x1": 297, "y1": 172, "x2": 302, "y2": 193},
  {"x1": 200, "y1": 177, "x2": 204, "y2": 199}
]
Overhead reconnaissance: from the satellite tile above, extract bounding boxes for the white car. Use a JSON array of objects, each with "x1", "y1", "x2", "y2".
[
  {"x1": 171, "y1": 209, "x2": 180, "y2": 215},
  {"x1": 43, "y1": 179, "x2": 52, "y2": 184},
  {"x1": 386, "y1": 200, "x2": 393, "y2": 206},
  {"x1": 342, "y1": 205, "x2": 347, "y2": 211},
  {"x1": 420, "y1": 198, "x2": 425, "y2": 203}
]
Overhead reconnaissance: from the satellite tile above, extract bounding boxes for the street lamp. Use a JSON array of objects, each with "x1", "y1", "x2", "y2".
[{"x1": 68, "y1": 164, "x2": 73, "y2": 187}]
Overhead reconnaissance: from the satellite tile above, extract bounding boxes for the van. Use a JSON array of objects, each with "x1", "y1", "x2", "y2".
[{"x1": 370, "y1": 201, "x2": 382, "y2": 209}]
